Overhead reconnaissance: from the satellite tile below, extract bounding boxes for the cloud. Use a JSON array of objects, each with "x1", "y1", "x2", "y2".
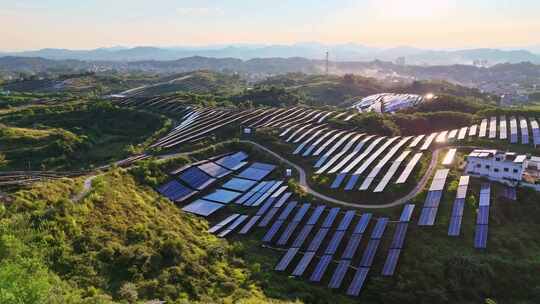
[{"x1": 176, "y1": 7, "x2": 224, "y2": 17}]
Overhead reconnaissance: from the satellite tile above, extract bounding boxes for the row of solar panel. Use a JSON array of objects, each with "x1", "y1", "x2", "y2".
[
  {"x1": 448, "y1": 176, "x2": 470, "y2": 236},
  {"x1": 475, "y1": 184, "x2": 491, "y2": 249}
]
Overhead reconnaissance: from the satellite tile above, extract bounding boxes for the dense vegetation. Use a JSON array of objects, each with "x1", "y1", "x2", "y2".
[{"x1": 0, "y1": 101, "x2": 169, "y2": 170}]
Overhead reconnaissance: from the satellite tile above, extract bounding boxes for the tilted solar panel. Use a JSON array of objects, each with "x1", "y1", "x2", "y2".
[
  {"x1": 309, "y1": 255, "x2": 333, "y2": 282},
  {"x1": 178, "y1": 167, "x2": 216, "y2": 190},
  {"x1": 359, "y1": 239, "x2": 381, "y2": 267},
  {"x1": 328, "y1": 260, "x2": 351, "y2": 289},
  {"x1": 182, "y1": 199, "x2": 224, "y2": 217},
  {"x1": 307, "y1": 228, "x2": 330, "y2": 252},
  {"x1": 474, "y1": 225, "x2": 488, "y2": 249},
  {"x1": 221, "y1": 178, "x2": 257, "y2": 192},
  {"x1": 390, "y1": 223, "x2": 409, "y2": 249},
  {"x1": 353, "y1": 213, "x2": 372, "y2": 234},
  {"x1": 197, "y1": 162, "x2": 231, "y2": 178},
  {"x1": 371, "y1": 218, "x2": 389, "y2": 239},
  {"x1": 347, "y1": 267, "x2": 370, "y2": 296},
  {"x1": 238, "y1": 216, "x2": 261, "y2": 235},
  {"x1": 208, "y1": 214, "x2": 240, "y2": 234},
  {"x1": 203, "y1": 189, "x2": 242, "y2": 204},
  {"x1": 275, "y1": 247, "x2": 300, "y2": 271},
  {"x1": 399, "y1": 204, "x2": 415, "y2": 222},
  {"x1": 448, "y1": 216, "x2": 463, "y2": 236},
  {"x1": 292, "y1": 251, "x2": 316, "y2": 276},
  {"x1": 325, "y1": 231, "x2": 346, "y2": 255},
  {"x1": 477, "y1": 206, "x2": 490, "y2": 225},
  {"x1": 381, "y1": 249, "x2": 401, "y2": 276},
  {"x1": 341, "y1": 233, "x2": 363, "y2": 260},
  {"x1": 292, "y1": 225, "x2": 315, "y2": 248},
  {"x1": 218, "y1": 215, "x2": 249, "y2": 238}
]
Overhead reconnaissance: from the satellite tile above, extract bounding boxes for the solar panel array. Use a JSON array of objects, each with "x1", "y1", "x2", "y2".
[
  {"x1": 382, "y1": 204, "x2": 415, "y2": 276},
  {"x1": 519, "y1": 117, "x2": 529, "y2": 144},
  {"x1": 474, "y1": 184, "x2": 491, "y2": 249},
  {"x1": 499, "y1": 116, "x2": 507, "y2": 140},
  {"x1": 395, "y1": 153, "x2": 423, "y2": 184},
  {"x1": 373, "y1": 150, "x2": 411, "y2": 192},
  {"x1": 448, "y1": 176, "x2": 470, "y2": 236},
  {"x1": 418, "y1": 169, "x2": 449, "y2": 226},
  {"x1": 359, "y1": 137, "x2": 412, "y2": 191},
  {"x1": 420, "y1": 132, "x2": 437, "y2": 151},
  {"x1": 157, "y1": 180, "x2": 197, "y2": 202},
  {"x1": 458, "y1": 127, "x2": 468, "y2": 140},
  {"x1": 531, "y1": 118, "x2": 540, "y2": 147},
  {"x1": 345, "y1": 137, "x2": 401, "y2": 190},
  {"x1": 237, "y1": 162, "x2": 276, "y2": 181},
  {"x1": 346, "y1": 218, "x2": 389, "y2": 296},
  {"x1": 316, "y1": 133, "x2": 364, "y2": 174},
  {"x1": 488, "y1": 116, "x2": 497, "y2": 139},
  {"x1": 479, "y1": 119, "x2": 488, "y2": 137},
  {"x1": 509, "y1": 117, "x2": 518, "y2": 144},
  {"x1": 236, "y1": 181, "x2": 285, "y2": 206},
  {"x1": 314, "y1": 132, "x2": 360, "y2": 168},
  {"x1": 435, "y1": 130, "x2": 448, "y2": 143},
  {"x1": 178, "y1": 166, "x2": 216, "y2": 190}
]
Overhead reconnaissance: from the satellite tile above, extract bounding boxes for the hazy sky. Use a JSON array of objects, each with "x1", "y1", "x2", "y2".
[{"x1": 1, "y1": 0, "x2": 539, "y2": 51}]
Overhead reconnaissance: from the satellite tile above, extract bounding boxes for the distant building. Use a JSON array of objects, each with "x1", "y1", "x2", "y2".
[
  {"x1": 465, "y1": 149, "x2": 528, "y2": 185},
  {"x1": 500, "y1": 94, "x2": 529, "y2": 105}
]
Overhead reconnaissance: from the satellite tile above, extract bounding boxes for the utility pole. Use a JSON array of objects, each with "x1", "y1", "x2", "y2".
[{"x1": 325, "y1": 51, "x2": 329, "y2": 76}]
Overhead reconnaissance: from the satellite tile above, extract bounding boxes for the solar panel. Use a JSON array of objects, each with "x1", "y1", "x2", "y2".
[
  {"x1": 469, "y1": 124, "x2": 478, "y2": 136},
  {"x1": 488, "y1": 116, "x2": 497, "y2": 139},
  {"x1": 458, "y1": 127, "x2": 468, "y2": 140},
  {"x1": 399, "y1": 204, "x2": 415, "y2": 222},
  {"x1": 293, "y1": 128, "x2": 327, "y2": 155},
  {"x1": 318, "y1": 208, "x2": 338, "y2": 228},
  {"x1": 339, "y1": 136, "x2": 385, "y2": 174},
  {"x1": 237, "y1": 167, "x2": 272, "y2": 181},
  {"x1": 420, "y1": 133, "x2": 437, "y2": 151},
  {"x1": 499, "y1": 116, "x2": 508, "y2": 140},
  {"x1": 341, "y1": 233, "x2": 363, "y2": 260},
  {"x1": 479, "y1": 119, "x2": 488, "y2": 137},
  {"x1": 325, "y1": 231, "x2": 346, "y2": 254},
  {"x1": 238, "y1": 216, "x2": 260, "y2": 234},
  {"x1": 359, "y1": 239, "x2": 381, "y2": 267},
  {"x1": 203, "y1": 189, "x2": 242, "y2": 204},
  {"x1": 474, "y1": 225, "x2": 488, "y2": 249},
  {"x1": 235, "y1": 181, "x2": 268, "y2": 204},
  {"x1": 292, "y1": 251, "x2": 316, "y2": 276},
  {"x1": 448, "y1": 129, "x2": 458, "y2": 140},
  {"x1": 417, "y1": 207, "x2": 434, "y2": 226},
  {"x1": 477, "y1": 206, "x2": 490, "y2": 225},
  {"x1": 395, "y1": 153, "x2": 423, "y2": 184},
  {"x1": 251, "y1": 181, "x2": 284, "y2": 206},
  {"x1": 373, "y1": 150, "x2": 411, "y2": 192},
  {"x1": 520, "y1": 117, "x2": 529, "y2": 144},
  {"x1": 263, "y1": 220, "x2": 285, "y2": 242},
  {"x1": 178, "y1": 167, "x2": 216, "y2": 190},
  {"x1": 315, "y1": 133, "x2": 364, "y2": 173},
  {"x1": 451, "y1": 198, "x2": 465, "y2": 217},
  {"x1": 292, "y1": 225, "x2": 315, "y2": 248},
  {"x1": 409, "y1": 134, "x2": 425, "y2": 148},
  {"x1": 302, "y1": 130, "x2": 340, "y2": 157},
  {"x1": 307, "y1": 205, "x2": 326, "y2": 225},
  {"x1": 530, "y1": 118, "x2": 540, "y2": 146},
  {"x1": 479, "y1": 184, "x2": 491, "y2": 206},
  {"x1": 328, "y1": 260, "x2": 351, "y2": 289},
  {"x1": 310, "y1": 255, "x2": 333, "y2": 282},
  {"x1": 353, "y1": 213, "x2": 372, "y2": 234},
  {"x1": 157, "y1": 180, "x2": 197, "y2": 202},
  {"x1": 381, "y1": 249, "x2": 401, "y2": 276},
  {"x1": 327, "y1": 135, "x2": 376, "y2": 174},
  {"x1": 314, "y1": 132, "x2": 356, "y2": 167},
  {"x1": 359, "y1": 137, "x2": 412, "y2": 191},
  {"x1": 307, "y1": 228, "x2": 330, "y2": 252},
  {"x1": 221, "y1": 178, "x2": 257, "y2": 192},
  {"x1": 197, "y1": 162, "x2": 231, "y2": 178},
  {"x1": 510, "y1": 117, "x2": 518, "y2": 143},
  {"x1": 276, "y1": 204, "x2": 311, "y2": 245},
  {"x1": 275, "y1": 248, "x2": 300, "y2": 271},
  {"x1": 218, "y1": 215, "x2": 249, "y2": 238},
  {"x1": 258, "y1": 208, "x2": 279, "y2": 227},
  {"x1": 244, "y1": 182, "x2": 276, "y2": 206},
  {"x1": 390, "y1": 223, "x2": 409, "y2": 249},
  {"x1": 274, "y1": 192, "x2": 293, "y2": 208},
  {"x1": 286, "y1": 123, "x2": 312, "y2": 142},
  {"x1": 371, "y1": 218, "x2": 389, "y2": 239},
  {"x1": 312, "y1": 130, "x2": 349, "y2": 157},
  {"x1": 448, "y1": 216, "x2": 463, "y2": 236},
  {"x1": 330, "y1": 174, "x2": 347, "y2": 189},
  {"x1": 346, "y1": 137, "x2": 401, "y2": 189},
  {"x1": 182, "y1": 199, "x2": 224, "y2": 217},
  {"x1": 208, "y1": 214, "x2": 240, "y2": 234},
  {"x1": 347, "y1": 267, "x2": 370, "y2": 296}
]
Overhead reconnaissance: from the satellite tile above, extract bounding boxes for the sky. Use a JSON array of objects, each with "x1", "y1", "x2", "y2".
[{"x1": 1, "y1": 0, "x2": 539, "y2": 51}]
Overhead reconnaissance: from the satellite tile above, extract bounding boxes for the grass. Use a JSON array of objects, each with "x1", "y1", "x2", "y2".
[{"x1": 0, "y1": 101, "x2": 170, "y2": 171}]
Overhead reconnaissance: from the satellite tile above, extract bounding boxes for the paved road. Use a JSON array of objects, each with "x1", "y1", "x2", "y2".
[{"x1": 239, "y1": 140, "x2": 441, "y2": 209}]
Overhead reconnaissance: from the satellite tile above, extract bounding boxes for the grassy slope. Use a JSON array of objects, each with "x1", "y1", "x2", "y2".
[{"x1": 0, "y1": 101, "x2": 170, "y2": 170}]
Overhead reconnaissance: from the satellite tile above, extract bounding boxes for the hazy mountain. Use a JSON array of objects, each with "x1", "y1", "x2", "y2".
[{"x1": 2, "y1": 44, "x2": 539, "y2": 65}]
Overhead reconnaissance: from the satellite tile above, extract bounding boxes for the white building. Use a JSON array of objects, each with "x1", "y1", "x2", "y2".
[{"x1": 465, "y1": 149, "x2": 526, "y2": 185}]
